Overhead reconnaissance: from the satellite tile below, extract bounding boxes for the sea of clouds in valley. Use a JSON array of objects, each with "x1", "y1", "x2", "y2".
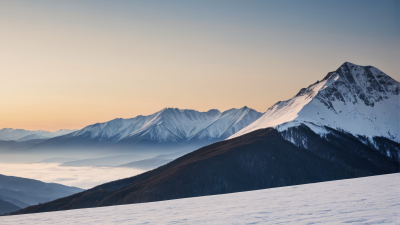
[{"x1": 0, "y1": 163, "x2": 144, "y2": 189}]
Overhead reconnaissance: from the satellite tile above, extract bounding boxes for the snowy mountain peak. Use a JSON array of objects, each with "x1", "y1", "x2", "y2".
[
  {"x1": 316, "y1": 62, "x2": 399, "y2": 110},
  {"x1": 229, "y1": 62, "x2": 400, "y2": 143}
]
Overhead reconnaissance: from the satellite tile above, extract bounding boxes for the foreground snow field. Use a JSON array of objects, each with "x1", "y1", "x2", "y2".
[{"x1": 2, "y1": 173, "x2": 399, "y2": 224}]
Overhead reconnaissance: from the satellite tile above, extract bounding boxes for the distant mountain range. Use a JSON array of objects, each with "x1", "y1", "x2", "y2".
[
  {"x1": 12, "y1": 62, "x2": 399, "y2": 215},
  {"x1": 69, "y1": 107, "x2": 262, "y2": 142},
  {"x1": 25, "y1": 107, "x2": 263, "y2": 158},
  {"x1": 0, "y1": 174, "x2": 84, "y2": 215},
  {"x1": 0, "y1": 107, "x2": 263, "y2": 166},
  {"x1": 0, "y1": 129, "x2": 77, "y2": 142}
]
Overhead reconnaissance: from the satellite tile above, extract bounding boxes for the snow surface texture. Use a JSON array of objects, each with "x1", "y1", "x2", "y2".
[
  {"x1": 3, "y1": 173, "x2": 399, "y2": 224},
  {"x1": 229, "y1": 62, "x2": 400, "y2": 143},
  {"x1": 0, "y1": 129, "x2": 77, "y2": 142},
  {"x1": 66, "y1": 107, "x2": 262, "y2": 142}
]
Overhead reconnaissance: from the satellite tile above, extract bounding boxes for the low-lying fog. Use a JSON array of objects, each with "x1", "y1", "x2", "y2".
[{"x1": 0, "y1": 163, "x2": 146, "y2": 189}]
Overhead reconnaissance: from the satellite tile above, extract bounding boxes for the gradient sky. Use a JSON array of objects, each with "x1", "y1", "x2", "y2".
[{"x1": 1, "y1": 0, "x2": 399, "y2": 131}]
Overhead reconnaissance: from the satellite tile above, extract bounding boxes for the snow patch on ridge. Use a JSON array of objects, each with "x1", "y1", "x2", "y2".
[{"x1": 277, "y1": 121, "x2": 331, "y2": 139}]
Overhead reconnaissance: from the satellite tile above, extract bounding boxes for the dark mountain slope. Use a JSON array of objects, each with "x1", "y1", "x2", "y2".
[
  {"x1": 0, "y1": 174, "x2": 83, "y2": 201},
  {"x1": 0, "y1": 174, "x2": 84, "y2": 214},
  {"x1": 13, "y1": 126, "x2": 398, "y2": 215},
  {"x1": 0, "y1": 199, "x2": 21, "y2": 215}
]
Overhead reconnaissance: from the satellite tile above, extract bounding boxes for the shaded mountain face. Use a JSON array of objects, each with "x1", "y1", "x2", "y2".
[
  {"x1": 0, "y1": 174, "x2": 84, "y2": 200},
  {"x1": 0, "y1": 129, "x2": 77, "y2": 142},
  {"x1": 0, "y1": 199, "x2": 21, "y2": 215},
  {"x1": 16, "y1": 134, "x2": 47, "y2": 142},
  {"x1": 116, "y1": 150, "x2": 190, "y2": 170},
  {"x1": 0, "y1": 139, "x2": 46, "y2": 152},
  {"x1": 13, "y1": 126, "x2": 399, "y2": 215},
  {"x1": 0, "y1": 174, "x2": 84, "y2": 215},
  {"x1": 230, "y1": 62, "x2": 400, "y2": 145},
  {"x1": 30, "y1": 107, "x2": 262, "y2": 154}
]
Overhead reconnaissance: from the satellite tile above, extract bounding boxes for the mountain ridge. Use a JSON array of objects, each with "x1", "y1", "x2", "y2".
[
  {"x1": 0, "y1": 129, "x2": 77, "y2": 142},
  {"x1": 0, "y1": 174, "x2": 84, "y2": 215}
]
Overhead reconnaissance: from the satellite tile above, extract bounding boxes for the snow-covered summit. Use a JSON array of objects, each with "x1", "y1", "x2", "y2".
[
  {"x1": 229, "y1": 62, "x2": 400, "y2": 143},
  {"x1": 66, "y1": 107, "x2": 262, "y2": 142}
]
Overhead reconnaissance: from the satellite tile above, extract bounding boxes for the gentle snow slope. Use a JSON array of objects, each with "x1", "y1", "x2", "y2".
[
  {"x1": 3, "y1": 173, "x2": 399, "y2": 224},
  {"x1": 229, "y1": 62, "x2": 400, "y2": 143}
]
